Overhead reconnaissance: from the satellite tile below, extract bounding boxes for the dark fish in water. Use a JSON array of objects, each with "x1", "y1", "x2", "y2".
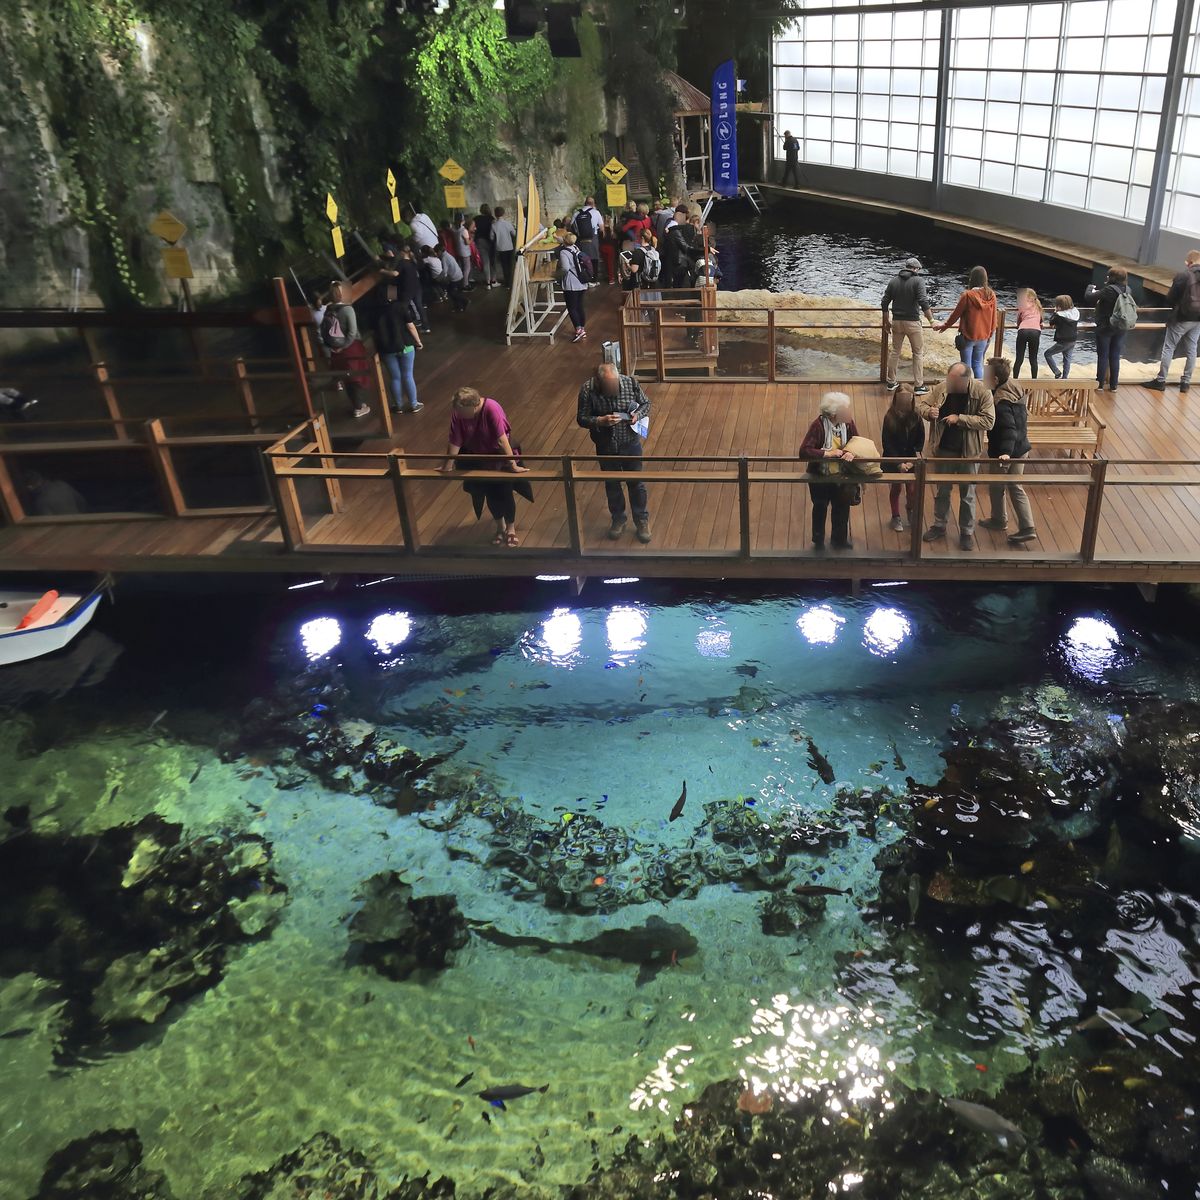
[
  {"x1": 106, "y1": 785, "x2": 120, "y2": 803},
  {"x1": 455, "y1": 1072, "x2": 475, "y2": 1089},
  {"x1": 806, "y1": 737, "x2": 835, "y2": 784},
  {"x1": 1074, "y1": 1007, "x2": 1147, "y2": 1034},
  {"x1": 734, "y1": 664, "x2": 759, "y2": 678},
  {"x1": 147, "y1": 709, "x2": 168, "y2": 732},
  {"x1": 0, "y1": 1027, "x2": 34, "y2": 1040},
  {"x1": 188, "y1": 764, "x2": 202, "y2": 784},
  {"x1": 792, "y1": 885, "x2": 851, "y2": 898},
  {"x1": 906, "y1": 873, "x2": 922, "y2": 924},
  {"x1": 944, "y1": 1098, "x2": 1027, "y2": 1149},
  {"x1": 470, "y1": 916, "x2": 699, "y2": 987},
  {"x1": 477, "y1": 1084, "x2": 548, "y2": 1103},
  {"x1": 669, "y1": 781, "x2": 687, "y2": 822},
  {"x1": 481, "y1": 1111, "x2": 491, "y2": 1124},
  {"x1": 639, "y1": 693, "x2": 647, "y2": 702},
  {"x1": 890, "y1": 739, "x2": 907, "y2": 771}
]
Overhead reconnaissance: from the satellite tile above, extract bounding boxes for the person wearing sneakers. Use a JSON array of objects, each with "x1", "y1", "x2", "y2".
[
  {"x1": 916, "y1": 362, "x2": 995, "y2": 551},
  {"x1": 882, "y1": 257, "x2": 934, "y2": 395},
  {"x1": 576, "y1": 362, "x2": 653, "y2": 544},
  {"x1": 559, "y1": 232, "x2": 590, "y2": 342},
  {"x1": 1147, "y1": 249, "x2": 1200, "y2": 395},
  {"x1": 979, "y1": 356, "x2": 1036, "y2": 545},
  {"x1": 319, "y1": 280, "x2": 372, "y2": 419}
]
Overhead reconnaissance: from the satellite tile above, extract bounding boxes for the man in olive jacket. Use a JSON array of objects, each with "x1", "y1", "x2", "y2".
[{"x1": 917, "y1": 362, "x2": 995, "y2": 551}]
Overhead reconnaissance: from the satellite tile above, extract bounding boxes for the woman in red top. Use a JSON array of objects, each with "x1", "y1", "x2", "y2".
[
  {"x1": 439, "y1": 388, "x2": 531, "y2": 547},
  {"x1": 798, "y1": 391, "x2": 859, "y2": 551},
  {"x1": 937, "y1": 265, "x2": 997, "y2": 380}
]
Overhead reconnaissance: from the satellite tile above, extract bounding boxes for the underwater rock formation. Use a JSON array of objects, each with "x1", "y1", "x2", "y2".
[
  {"x1": 347, "y1": 872, "x2": 469, "y2": 982},
  {"x1": 237, "y1": 1131, "x2": 456, "y2": 1199},
  {"x1": 423, "y1": 791, "x2": 849, "y2": 914},
  {"x1": 758, "y1": 891, "x2": 827, "y2": 935},
  {"x1": 31, "y1": 1128, "x2": 175, "y2": 1200},
  {"x1": 0, "y1": 815, "x2": 286, "y2": 1059},
  {"x1": 225, "y1": 664, "x2": 458, "y2": 812},
  {"x1": 1121, "y1": 702, "x2": 1200, "y2": 850}
]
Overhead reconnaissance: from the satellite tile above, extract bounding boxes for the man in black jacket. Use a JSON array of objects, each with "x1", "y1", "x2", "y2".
[
  {"x1": 1148, "y1": 249, "x2": 1200, "y2": 394},
  {"x1": 882, "y1": 257, "x2": 935, "y2": 395}
]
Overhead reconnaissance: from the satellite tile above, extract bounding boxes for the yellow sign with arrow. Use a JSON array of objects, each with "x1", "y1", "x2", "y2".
[
  {"x1": 600, "y1": 157, "x2": 628, "y2": 184},
  {"x1": 325, "y1": 193, "x2": 339, "y2": 224},
  {"x1": 439, "y1": 158, "x2": 466, "y2": 183}
]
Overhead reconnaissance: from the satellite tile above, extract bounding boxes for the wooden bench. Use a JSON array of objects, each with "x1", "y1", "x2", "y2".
[{"x1": 1023, "y1": 378, "x2": 1106, "y2": 457}]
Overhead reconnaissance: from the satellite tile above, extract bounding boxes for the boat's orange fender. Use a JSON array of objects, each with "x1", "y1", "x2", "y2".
[{"x1": 15, "y1": 590, "x2": 59, "y2": 631}]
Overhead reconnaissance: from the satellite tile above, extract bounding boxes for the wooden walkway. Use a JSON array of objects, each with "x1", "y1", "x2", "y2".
[{"x1": 3, "y1": 287, "x2": 1200, "y2": 584}]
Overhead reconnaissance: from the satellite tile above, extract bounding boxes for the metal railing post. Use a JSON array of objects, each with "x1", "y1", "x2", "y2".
[
  {"x1": 1080, "y1": 457, "x2": 1108, "y2": 562},
  {"x1": 563, "y1": 456, "x2": 583, "y2": 555},
  {"x1": 909, "y1": 458, "x2": 927, "y2": 560},
  {"x1": 738, "y1": 457, "x2": 751, "y2": 557},
  {"x1": 388, "y1": 451, "x2": 420, "y2": 553}
]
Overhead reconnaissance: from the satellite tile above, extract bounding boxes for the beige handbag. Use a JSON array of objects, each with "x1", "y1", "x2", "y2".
[{"x1": 843, "y1": 435, "x2": 884, "y2": 477}]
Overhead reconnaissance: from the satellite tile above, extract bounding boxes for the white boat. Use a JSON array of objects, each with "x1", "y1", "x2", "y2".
[{"x1": 0, "y1": 582, "x2": 105, "y2": 666}]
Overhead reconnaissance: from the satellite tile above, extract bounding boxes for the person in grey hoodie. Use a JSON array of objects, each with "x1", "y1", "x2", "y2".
[{"x1": 882, "y1": 258, "x2": 935, "y2": 395}]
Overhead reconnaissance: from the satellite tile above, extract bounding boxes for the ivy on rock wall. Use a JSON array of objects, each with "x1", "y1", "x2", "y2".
[{"x1": 0, "y1": 0, "x2": 613, "y2": 308}]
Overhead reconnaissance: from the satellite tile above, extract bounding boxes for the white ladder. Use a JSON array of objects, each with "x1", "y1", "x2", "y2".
[{"x1": 740, "y1": 183, "x2": 763, "y2": 213}]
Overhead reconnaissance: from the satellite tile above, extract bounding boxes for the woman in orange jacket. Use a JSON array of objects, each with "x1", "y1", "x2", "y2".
[{"x1": 938, "y1": 265, "x2": 997, "y2": 380}]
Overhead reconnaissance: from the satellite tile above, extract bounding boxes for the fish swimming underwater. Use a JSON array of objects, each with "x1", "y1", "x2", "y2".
[
  {"x1": 470, "y1": 916, "x2": 698, "y2": 987},
  {"x1": 791, "y1": 885, "x2": 851, "y2": 898},
  {"x1": 805, "y1": 737, "x2": 836, "y2": 784},
  {"x1": 478, "y1": 1083, "x2": 548, "y2": 1110},
  {"x1": 669, "y1": 781, "x2": 687, "y2": 822},
  {"x1": 944, "y1": 1097, "x2": 1027, "y2": 1149}
]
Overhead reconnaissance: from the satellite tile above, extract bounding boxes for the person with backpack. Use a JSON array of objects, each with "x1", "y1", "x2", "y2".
[
  {"x1": 1147, "y1": 249, "x2": 1200, "y2": 394},
  {"x1": 374, "y1": 284, "x2": 423, "y2": 414},
  {"x1": 618, "y1": 235, "x2": 646, "y2": 292},
  {"x1": 637, "y1": 229, "x2": 662, "y2": 299},
  {"x1": 558, "y1": 231, "x2": 591, "y2": 342},
  {"x1": 1085, "y1": 266, "x2": 1136, "y2": 392},
  {"x1": 665, "y1": 212, "x2": 700, "y2": 288},
  {"x1": 319, "y1": 280, "x2": 373, "y2": 419},
  {"x1": 571, "y1": 197, "x2": 604, "y2": 284}
]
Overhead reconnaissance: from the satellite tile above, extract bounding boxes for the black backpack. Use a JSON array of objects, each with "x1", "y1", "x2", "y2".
[{"x1": 572, "y1": 209, "x2": 595, "y2": 241}]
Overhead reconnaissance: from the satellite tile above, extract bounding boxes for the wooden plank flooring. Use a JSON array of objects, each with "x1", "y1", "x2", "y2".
[{"x1": 4, "y1": 282, "x2": 1200, "y2": 582}]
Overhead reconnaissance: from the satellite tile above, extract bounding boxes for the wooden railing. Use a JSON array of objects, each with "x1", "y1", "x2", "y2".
[
  {"x1": 620, "y1": 289, "x2": 1172, "y2": 384},
  {"x1": 260, "y1": 421, "x2": 1200, "y2": 566},
  {"x1": 0, "y1": 414, "x2": 316, "y2": 525}
]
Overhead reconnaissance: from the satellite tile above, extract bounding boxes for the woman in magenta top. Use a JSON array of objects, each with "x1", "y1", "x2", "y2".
[{"x1": 439, "y1": 388, "x2": 531, "y2": 547}]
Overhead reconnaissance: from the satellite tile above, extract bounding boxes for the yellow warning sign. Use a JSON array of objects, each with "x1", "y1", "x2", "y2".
[
  {"x1": 438, "y1": 158, "x2": 466, "y2": 182},
  {"x1": 600, "y1": 157, "x2": 628, "y2": 184},
  {"x1": 149, "y1": 210, "x2": 187, "y2": 244},
  {"x1": 325, "y1": 193, "x2": 339, "y2": 224},
  {"x1": 390, "y1": 196, "x2": 402, "y2": 224},
  {"x1": 443, "y1": 184, "x2": 466, "y2": 210},
  {"x1": 386, "y1": 168, "x2": 397, "y2": 196},
  {"x1": 331, "y1": 226, "x2": 345, "y2": 258},
  {"x1": 160, "y1": 246, "x2": 193, "y2": 279},
  {"x1": 606, "y1": 183, "x2": 628, "y2": 208}
]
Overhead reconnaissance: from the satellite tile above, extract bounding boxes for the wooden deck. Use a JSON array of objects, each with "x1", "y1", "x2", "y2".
[{"x1": 4, "y1": 286, "x2": 1200, "y2": 584}]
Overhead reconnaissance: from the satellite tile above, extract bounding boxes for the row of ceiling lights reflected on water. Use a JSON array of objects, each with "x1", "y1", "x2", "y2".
[{"x1": 297, "y1": 609, "x2": 1123, "y2": 676}]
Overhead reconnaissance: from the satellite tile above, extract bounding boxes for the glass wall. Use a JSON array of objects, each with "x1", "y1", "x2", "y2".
[
  {"x1": 773, "y1": 8, "x2": 942, "y2": 179},
  {"x1": 946, "y1": 1, "x2": 1174, "y2": 223},
  {"x1": 772, "y1": 0, "x2": 1199, "y2": 239},
  {"x1": 1164, "y1": 0, "x2": 1200, "y2": 234}
]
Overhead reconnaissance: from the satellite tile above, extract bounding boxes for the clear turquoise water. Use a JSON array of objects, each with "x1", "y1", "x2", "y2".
[{"x1": 1, "y1": 581, "x2": 1198, "y2": 1198}]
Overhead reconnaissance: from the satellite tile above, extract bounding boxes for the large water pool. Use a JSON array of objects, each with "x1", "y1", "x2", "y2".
[{"x1": 2, "y1": 579, "x2": 1198, "y2": 1199}]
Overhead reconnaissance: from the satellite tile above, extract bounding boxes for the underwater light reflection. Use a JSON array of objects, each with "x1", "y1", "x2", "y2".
[
  {"x1": 365, "y1": 611, "x2": 412, "y2": 655},
  {"x1": 737, "y1": 995, "x2": 894, "y2": 1113},
  {"x1": 628, "y1": 1043, "x2": 696, "y2": 1112},
  {"x1": 863, "y1": 608, "x2": 912, "y2": 657},
  {"x1": 797, "y1": 605, "x2": 846, "y2": 646},
  {"x1": 299, "y1": 617, "x2": 341, "y2": 661},
  {"x1": 607, "y1": 605, "x2": 647, "y2": 663},
  {"x1": 696, "y1": 627, "x2": 732, "y2": 658},
  {"x1": 522, "y1": 607, "x2": 583, "y2": 667},
  {"x1": 1063, "y1": 616, "x2": 1121, "y2": 681}
]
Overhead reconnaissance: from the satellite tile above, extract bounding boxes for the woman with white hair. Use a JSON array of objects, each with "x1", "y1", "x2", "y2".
[{"x1": 798, "y1": 391, "x2": 858, "y2": 551}]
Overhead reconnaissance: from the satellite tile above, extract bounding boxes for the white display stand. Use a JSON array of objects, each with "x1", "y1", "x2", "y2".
[{"x1": 504, "y1": 240, "x2": 569, "y2": 345}]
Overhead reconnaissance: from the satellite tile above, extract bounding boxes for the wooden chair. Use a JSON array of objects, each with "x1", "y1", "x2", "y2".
[{"x1": 1024, "y1": 378, "x2": 1106, "y2": 457}]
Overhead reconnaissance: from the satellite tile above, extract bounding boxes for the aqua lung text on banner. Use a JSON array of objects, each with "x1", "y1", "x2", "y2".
[{"x1": 711, "y1": 59, "x2": 739, "y2": 198}]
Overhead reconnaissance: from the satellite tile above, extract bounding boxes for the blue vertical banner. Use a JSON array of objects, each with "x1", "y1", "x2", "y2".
[{"x1": 712, "y1": 59, "x2": 739, "y2": 198}]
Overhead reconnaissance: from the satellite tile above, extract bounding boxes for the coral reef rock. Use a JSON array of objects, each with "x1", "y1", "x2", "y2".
[{"x1": 32, "y1": 1128, "x2": 176, "y2": 1200}]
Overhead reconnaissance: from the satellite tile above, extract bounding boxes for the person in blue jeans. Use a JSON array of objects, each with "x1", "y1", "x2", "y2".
[
  {"x1": 1044, "y1": 295, "x2": 1080, "y2": 379},
  {"x1": 374, "y1": 285, "x2": 423, "y2": 413},
  {"x1": 1084, "y1": 267, "x2": 1132, "y2": 391},
  {"x1": 937, "y1": 266, "x2": 997, "y2": 380}
]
